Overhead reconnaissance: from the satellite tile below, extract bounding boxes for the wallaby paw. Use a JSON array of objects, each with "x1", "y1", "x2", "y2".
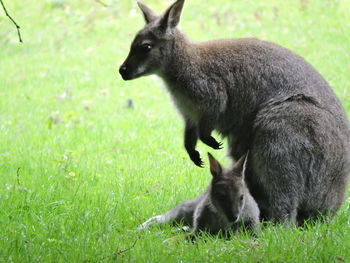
[
  {"x1": 137, "y1": 222, "x2": 149, "y2": 231},
  {"x1": 213, "y1": 141, "x2": 223, "y2": 150},
  {"x1": 137, "y1": 223, "x2": 147, "y2": 230},
  {"x1": 137, "y1": 215, "x2": 162, "y2": 230},
  {"x1": 181, "y1": 226, "x2": 191, "y2": 232},
  {"x1": 201, "y1": 136, "x2": 223, "y2": 150},
  {"x1": 189, "y1": 150, "x2": 204, "y2": 167},
  {"x1": 195, "y1": 159, "x2": 204, "y2": 168}
]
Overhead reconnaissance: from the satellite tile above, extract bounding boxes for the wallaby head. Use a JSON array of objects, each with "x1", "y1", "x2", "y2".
[
  {"x1": 207, "y1": 153, "x2": 248, "y2": 224},
  {"x1": 119, "y1": 0, "x2": 185, "y2": 80}
]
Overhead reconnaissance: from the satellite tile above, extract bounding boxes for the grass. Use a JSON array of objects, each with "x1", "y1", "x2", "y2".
[{"x1": 0, "y1": 0, "x2": 349, "y2": 262}]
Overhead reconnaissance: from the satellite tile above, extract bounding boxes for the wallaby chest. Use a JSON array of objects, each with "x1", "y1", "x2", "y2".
[{"x1": 165, "y1": 81, "x2": 202, "y2": 124}]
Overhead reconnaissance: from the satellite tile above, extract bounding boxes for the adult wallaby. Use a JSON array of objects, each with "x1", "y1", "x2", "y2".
[
  {"x1": 119, "y1": 0, "x2": 350, "y2": 224},
  {"x1": 138, "y1": 153, "x2": 260, "y2": 236}
]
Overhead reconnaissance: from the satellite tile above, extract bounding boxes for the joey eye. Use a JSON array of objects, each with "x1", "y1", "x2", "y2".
[
  {"x1": 240, "y1": 195, "x2": 244, "y2": 201},
  {"x1": 140, "y1": 43, "x2": 153, "y2": 52}
]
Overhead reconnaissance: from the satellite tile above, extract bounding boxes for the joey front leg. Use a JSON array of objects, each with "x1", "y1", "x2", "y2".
[
  {"x1": 184, "y1": 121, "x2": 203, "y2": 167},
  {"x1": 138, "y1": 215, "x2": 167, "y2": 230},
  {"x1": 198, "y1": 117, "x2": 222, "y2": 150}
]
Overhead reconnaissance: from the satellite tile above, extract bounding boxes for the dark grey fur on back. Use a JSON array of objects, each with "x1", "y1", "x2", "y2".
[{"x1": 120, "y1": 0, "x2": 350, "y2": 224}]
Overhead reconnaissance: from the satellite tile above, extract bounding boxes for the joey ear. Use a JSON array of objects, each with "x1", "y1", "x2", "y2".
[
  {"x1": 208, "y1": 152, "x2": 222, "y2": 178},
  {"x1": 233, "y1": 151, "x2": 249, "y2": 180},
  {"x1": 137, "y1": 1, "x2": 158, "y2": 24},
  {"x1": 159, "y1": 0, "x2": 185, "y2": 33}
]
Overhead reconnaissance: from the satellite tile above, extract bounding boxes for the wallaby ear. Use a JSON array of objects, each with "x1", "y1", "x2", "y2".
[
  {"x1": 208, "y1": 152, "x2": 222, "y2": 178},
  {"x1": 137, "y1": 1, "x2": 158, "y2": 24},
  {"x1": 233, "y1": 151, "x2": 249, "y2": 180},
  {"x1": 159, "y1": 0, "x2": 185, "y2": 33}
]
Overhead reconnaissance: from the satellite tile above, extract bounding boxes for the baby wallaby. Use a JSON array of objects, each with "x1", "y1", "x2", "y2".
[{"x1": 138, "y1": 153, "x2": 260, "y2": 237}]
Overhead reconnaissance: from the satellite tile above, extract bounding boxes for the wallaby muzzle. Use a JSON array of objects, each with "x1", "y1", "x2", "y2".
[{"x1": 119, "y1": 65, "x2": 131, "y2": 80}]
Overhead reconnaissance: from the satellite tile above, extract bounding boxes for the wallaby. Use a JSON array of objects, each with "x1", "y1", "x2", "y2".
[
  {"x1": 138, "y1": 153, "x2": 260, "y2": 237},
  {"x1": 119, "y1": 0, "x2": 350, "y2": 224}
]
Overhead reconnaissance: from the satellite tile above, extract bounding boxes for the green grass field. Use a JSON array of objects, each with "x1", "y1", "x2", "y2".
[{"x1": 1, "y1": 0, "x2": 349, "y2": 262}]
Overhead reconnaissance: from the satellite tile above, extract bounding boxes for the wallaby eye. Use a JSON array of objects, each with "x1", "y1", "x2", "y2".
[
  {"x1": 240, "y1": 195, "x2": 244, "y2": 201},
  {"x1": 140, "y1": 43, "x2": 153, "y2": 52}
]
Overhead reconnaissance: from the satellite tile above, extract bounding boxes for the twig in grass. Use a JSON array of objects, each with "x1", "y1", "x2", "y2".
[
  {"x1": 15, "y1": 167, "x2": 30, "y2": 192},
  {"x1": 94, "y1": 0, "x2": 108, "y2": 8},
  {"x1": 16, "y1": 167, "x2": 21, "y2": 186},
  {"x1": 115, "y1": 236, "x2": 139, "y2": 256},
  {"x1": 0, "y1": 0, "x2": 22, "y2": 43}
]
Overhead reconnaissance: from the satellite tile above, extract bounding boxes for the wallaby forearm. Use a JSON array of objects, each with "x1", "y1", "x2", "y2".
[
  {"x1": 184, "y1": 120, "x2": 203, "y2": 167},
  {"x1": 197, "y1": 115, "x2": 222, "y2": 150},
  {"x1": 184, "y1": 117, "x2": 222, "y2": 167}
]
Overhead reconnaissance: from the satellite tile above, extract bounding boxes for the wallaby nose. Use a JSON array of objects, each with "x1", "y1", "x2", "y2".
[
  {"x1": 119, "y1": 65, "x2": 127, "y2": 75},
  {"x1": 119, "y1": 65, "x2": 130, "y2": 80}
]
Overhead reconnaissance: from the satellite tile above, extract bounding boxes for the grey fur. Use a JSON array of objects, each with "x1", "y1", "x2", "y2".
[
  {"x1": 138, "y1": 153, "x2": 260, "y2": 236},
  {"x1": 120, "y1": 0, "x2": 350, "y2": 224}
]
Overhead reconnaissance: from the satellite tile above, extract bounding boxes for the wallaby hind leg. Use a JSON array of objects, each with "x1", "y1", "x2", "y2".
[
  {"x1": 248, "y1": 126, "x2": 305, "y2": 223},
  {"x1": 253, "y1": 183, "x2": 298, "y2": 224},
  {"x1": 296, "y1": 210, "x2": 326, "y2": 227}
]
